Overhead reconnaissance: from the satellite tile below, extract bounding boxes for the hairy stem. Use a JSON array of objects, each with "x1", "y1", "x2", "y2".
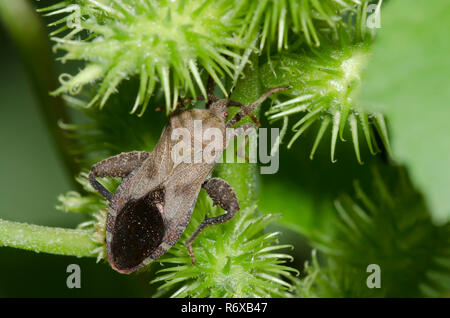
[
  {"x1": 215, "y1": 56, "x2": 262, "y2": 206},
  {"x1": 0, "y1": 219, "x2": 98, "y2": 257}
]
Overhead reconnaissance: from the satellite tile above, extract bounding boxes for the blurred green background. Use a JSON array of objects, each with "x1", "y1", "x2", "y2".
[
  {"x1": 0, "y1": 18, "x2": 159, "y2": 297},
  {"x1": 0, "y1": 0, "x2": 387, "y2": 297}
]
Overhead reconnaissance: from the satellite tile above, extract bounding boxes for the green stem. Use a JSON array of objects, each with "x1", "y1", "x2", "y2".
[
  {"x1": 0, "y1": 219, "x2": 98, "y2": 257},
  {"x1": 215, "y1": 55, "x2": 262, "y2": 206},
  {"x1": 0, "y1": 0, "x2": 82, "y2": 188}
]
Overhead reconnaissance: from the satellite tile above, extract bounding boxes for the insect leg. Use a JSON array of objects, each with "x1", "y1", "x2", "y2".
[
  {"x1": 186, "y1": 178, "x2": 239, "y2": 264},
  {"x1": 89, "y1": 151, "x2": 150, "y2": 201},
  {"x1": 226, "y1": 86, "x2": 289, "y2": 128},
  {"x1": 227, "y1": 100, "x2": 261, "y2": 127},
  {"x1": 157, "y1": 96, "x2": 207, "y2": 112},
  {"x1": 206, "y1": 76, "x2": 219, "y2": 107}
]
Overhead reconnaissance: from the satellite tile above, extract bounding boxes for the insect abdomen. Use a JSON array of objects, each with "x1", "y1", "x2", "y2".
[{"x1": 109, "y1": 187, "x2": 166, "y2": 273}]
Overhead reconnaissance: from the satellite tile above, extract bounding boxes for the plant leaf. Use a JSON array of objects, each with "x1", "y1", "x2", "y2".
[{"x1": 361, "y1": 0, "x2": 450, "y2": 223}]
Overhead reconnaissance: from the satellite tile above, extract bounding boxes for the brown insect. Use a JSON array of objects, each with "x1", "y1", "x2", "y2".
[{"x1": 89, "y1": 81, "x2": 288, "y2": 274}]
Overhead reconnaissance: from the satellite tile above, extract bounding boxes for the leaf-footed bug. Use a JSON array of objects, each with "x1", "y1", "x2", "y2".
[{"x1": 89, "y1": 79, "x2": 289, "y2": 274}]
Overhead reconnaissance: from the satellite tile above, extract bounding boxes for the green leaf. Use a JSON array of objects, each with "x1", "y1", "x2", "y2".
[{"x1": 361, "y1": 0, "x2": 450, "y2": 223}]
